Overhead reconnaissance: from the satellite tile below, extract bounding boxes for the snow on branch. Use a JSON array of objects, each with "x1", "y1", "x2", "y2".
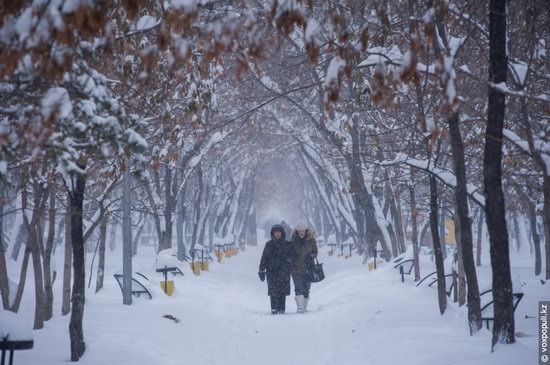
[
  {"x1": 489, "y1": 82, "x2": 550, "y2": 102},
  {"x1": 503, "y1": 128, "x2": 550, "y2": 175},
  {"x1": 388, "y1": 153, "x2": 486, "y2": 207}
]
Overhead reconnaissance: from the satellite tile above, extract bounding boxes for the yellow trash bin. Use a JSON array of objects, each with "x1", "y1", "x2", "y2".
[
  {"x1": 367, "y1": 260, "x2": 384, "y2": 271},
  {"x1": 190, "y1": 262, "x2": 201, "y2": 275},
  {"x1": 160, "y1": 280, "x2": 174, "y2": 296},
  {"x1": 201, "y1": 260, "x2": 210, "y2": 271}
]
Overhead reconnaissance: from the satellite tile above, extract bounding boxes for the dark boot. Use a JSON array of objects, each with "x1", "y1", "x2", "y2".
[
  {"x1": 270, "y1": 295, "x2": 278, "y2": 314},
  {"x1": 278, "y1": 296, "x2": 286, "y2": 314}
]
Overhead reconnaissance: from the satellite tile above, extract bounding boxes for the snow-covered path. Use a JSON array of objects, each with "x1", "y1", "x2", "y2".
[{"x1": 15, "y1": 244, "x2": 543, "y2": 365}]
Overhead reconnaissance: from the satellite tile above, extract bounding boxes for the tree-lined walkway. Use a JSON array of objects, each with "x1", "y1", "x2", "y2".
[{"x1": 16, "y1": 245, "x2": 541, "y2": 365}]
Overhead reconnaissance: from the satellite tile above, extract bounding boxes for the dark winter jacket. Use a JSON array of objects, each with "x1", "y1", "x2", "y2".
[
  {"x1": 290, "y1": 229, "x2": 318, "y2": 275},
  {"x1": 259, "y1": 225, "x2": 295, "y2": 296}
]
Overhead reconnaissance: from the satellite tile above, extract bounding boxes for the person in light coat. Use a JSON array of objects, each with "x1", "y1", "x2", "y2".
[{"x1": 290, "y1": 222, "x2": 318, "y2": 313}]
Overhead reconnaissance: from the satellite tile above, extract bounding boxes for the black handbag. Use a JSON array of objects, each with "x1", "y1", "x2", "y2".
[{"x1": 307, "y1": 258, "x2": 325, "y2": 283}]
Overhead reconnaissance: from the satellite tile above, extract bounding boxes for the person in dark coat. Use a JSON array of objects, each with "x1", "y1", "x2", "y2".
[
  {"x1": 290, "y1": 222, "x2": 318, "y2": 313},
  {"x1": 258, "y1": 224, "x2": 295, "y2": 314}
]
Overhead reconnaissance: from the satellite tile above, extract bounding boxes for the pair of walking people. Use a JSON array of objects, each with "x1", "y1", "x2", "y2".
[{"x1": 258, "y1": 222, "x2": 318, "y2": 314}]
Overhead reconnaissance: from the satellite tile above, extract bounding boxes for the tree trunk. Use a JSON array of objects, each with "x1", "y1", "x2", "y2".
[
  {"x1": 439, "y1": 205, "x2": 447, "y2": 260},
  {"x1": 9, "y1": 247, "x2": 30, "y2": 313},
  {"x1": 543, "y1": 176, "x2": 550, "y2": 280},
  {"x1": 430, "y1": 176, "x2": 447, "y2": 315},
  {"x1": 349, "y1": 119, "x2": 369, "y2": 256},
  {"x1": 132, "y1": 215, "x2": 145, "y2": 257},
  {"x1": 43, "y1": 185, "x2": 57, "y2": 321},
  {"x1": 452, "y1": 249, "x2": 458, "y2": 303},
  {"x1": 122, "y1": 165, "x2": 132, "y2": 306},
  {"x1": 163, "y1": 168, "x2": 173, "y2": 250},
  {"x1": 10, "y1": 219, "x2": 27, "y2": 261},
  {"x1": 448, "y1": 111, "x2": 482, "y2": 333},
  {"x1": 177, "y1": 179, "x2": 187, "y2": 261},
  {"x1": 69, "y1": 170, "x2": 87, "y2": 361},
  {"x1": 395, "y1": 191, "x2": 406, "y2": 254},
  {"x1": 27, "y1": 228, "x2": 45, "y2": 327},
  {"x1": 410, "y1": 184, "x2": 420, "y2": 281},
  {"x1": 190, "y1": 164, "x2": 204, "y2": 252},
  {"x1": 62, "y1": 202, "x2": 72, "y2": 316},
  {"x1": 512, "y1": 211, "x2": 521, "y2": 253},
  {"x1": 485, "y1": 0, "x2": 515, "y2": 349},
  {"x1": 198, "y1": 179, "x2": 210, "y2": 248},
  {"x1": 384, "y1": 184, "x2": 402, "y2": 257},
  {"x1": 208, "y1": 196, "x2": 215, "y2": 251},
  {"x1": 527, "y1": 196, "x2": 542, "y2": 276},
  {"x1": 52, "y1": 216, "x2": 65, "y2": 257},
  {"x1": 476, "y1": 211, "x2": 483, "y2": 267},
  {"x1": 144, "y1": 181, "x2": 164, "y2": 253},
  {"x1": 454, "y1": 207, "x2": 466, "y2": 306},
  {"x1": 95, "y1": 214, "x2": 107, "y2": 293},
  {"x1": 0, "y1": 184, "x2": 10, "y2": 309},
  {"x1": 26, "y1": 183, "x2": 46, "y2": 330},
  {"x1": 109, "y1": 222, "x2": 117, "y2": 252}
]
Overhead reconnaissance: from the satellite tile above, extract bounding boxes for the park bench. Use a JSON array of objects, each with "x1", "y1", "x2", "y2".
[
  {"x1": 0, "y1": 310, "x2": 33, "y2": 365},
  {"x1": 113, "y1": 274, "x2": 152, "y2": 299},
  {"x1": 154, "y1": 267, "x2": 184, "y2": 277},
  {"x1": 392, "y1": 255, "x2": 406, "y2": 265},
  {"x1": 190, "y1": 247, "x2": 214, "y2": 261},
  {"x1": 135, "y1": 272, "x2": 149, "y2": 281},
  {"x1": 0, "y1": 337, "x2": 33, "y2": 365},
  {"x1": 223, "y1": 243, "x2": 238, "y2": 257},
  {"x1": 326, "y1": 243, "x2": 338, "y2": 256},
  {"x1": 156, "y1": 266, "x2": 183, "y2": 295},
  {"x1": 416, "y1": 271, "x2": 455, "y2": 297},
  {"x1": 155, "y1": 266, "x2": 184, "y2": 279},
  {"x1": 427, "y1": 273, "x2": 455, "y2": 297},
  {"x1": 479, "y1": 289, "x2": 524, "y2": 330},
  {"x1": 340, "y1": 243, "x2": 355, "y2": 258},
  {"x1": 189, "y1": 247, "x2": 214, "y2": 274},
  {"x1": 171, "y1": 253, "x2": 192, "y2": 262},
  {"x1": 394, "y1": 259, "x2": 414, "y2": 282}
]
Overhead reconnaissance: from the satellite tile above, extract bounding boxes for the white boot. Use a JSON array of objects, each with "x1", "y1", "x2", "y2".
[
  {"x1": 295, "y1": 295, "x2": 305, "y2": 313},
  {"x1": 303, "y1": 297, "x2": 309, "y2": 312}
]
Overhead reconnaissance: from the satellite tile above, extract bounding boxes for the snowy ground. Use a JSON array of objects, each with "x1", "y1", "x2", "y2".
[{"x1": 5, "y1": 242, "x2": 545, "y2": 365}]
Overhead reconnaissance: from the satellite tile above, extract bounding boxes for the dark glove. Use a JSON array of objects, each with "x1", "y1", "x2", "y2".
[{"x1": 258, "y1": 271, "x2": 266, "y2": 282}]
